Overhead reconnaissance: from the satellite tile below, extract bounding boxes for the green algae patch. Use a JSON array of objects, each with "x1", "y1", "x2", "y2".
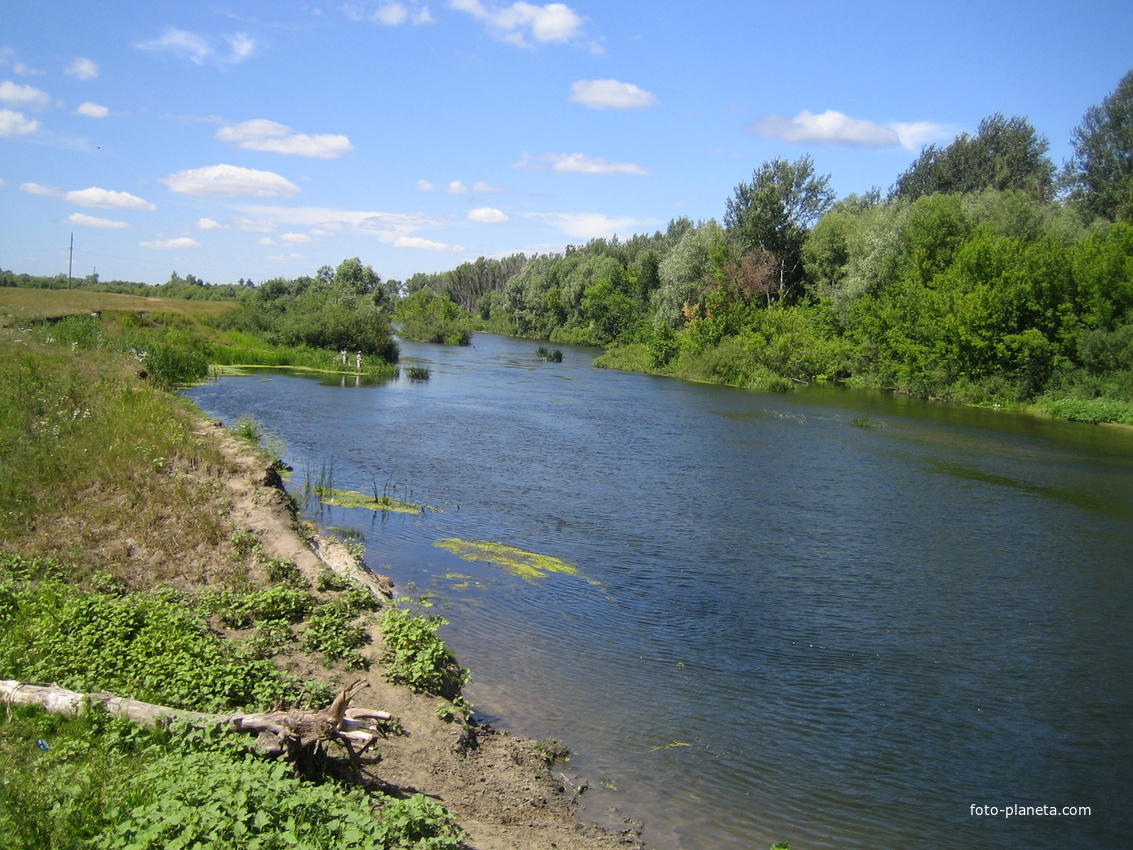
[
  {"x1": 435, "y1": 538, "x2": 578, "y2": 582},
  {"x1": 317, "y1": 487, "x2": 439, "y2": 514}
]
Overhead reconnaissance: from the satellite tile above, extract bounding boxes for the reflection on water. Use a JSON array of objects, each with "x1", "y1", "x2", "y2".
[{"x1": 187, "y1": 334, "x2": 1133, "y2": 850}]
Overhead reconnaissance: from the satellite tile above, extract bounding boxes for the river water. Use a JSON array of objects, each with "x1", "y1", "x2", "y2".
[{"x1": 186, "y1": 333, "x2": 1133, "y2": 849}]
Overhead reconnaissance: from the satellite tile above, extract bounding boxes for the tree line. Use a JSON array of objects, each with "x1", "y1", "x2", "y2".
[{"x1": 409, "y1": 70, "x2": 1133, "y2": 422}]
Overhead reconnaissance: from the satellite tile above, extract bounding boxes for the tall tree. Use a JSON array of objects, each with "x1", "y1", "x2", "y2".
[
  {"x1": 724, "y1": 155, "x2": 835, "y2": 301},
  {"x1": 891, "y1": 114, "x2": 1055, "y2": 202},
  {"x1": 1064, "y1": 69, "x2": 1133, "y2": 223}
]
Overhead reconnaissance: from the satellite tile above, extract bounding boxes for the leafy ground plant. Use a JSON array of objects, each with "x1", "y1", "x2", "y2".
[
  {"x1": 0, "y1": 702, "x2": 464, "y2": 850},
  {"x1": 379, "y1": 603, "x2": 469, "y2": 700}
]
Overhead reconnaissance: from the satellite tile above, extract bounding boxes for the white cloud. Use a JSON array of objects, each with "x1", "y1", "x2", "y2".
[
  {"x1": 375, "y1": 3, "x2": 408, "y2": 24},
  {"x1": 234, "y1": 217, "x2": 278, "y2": 233},
  {"x1": 65, "y1": 57, "x2": 99, "y2": 80},
  {"x1": 0, "y1": 109, "x2": 39, "y2": 136},
  {"x1": 891, "y1": 121, "x2": 953, "y2": 151},
  {"x1": 64, "y1": 187, "x2": 157, "y2": 211},
  {"x1": 137, "y1": 27, "x2": 212, "y2": 64},
  {"x1": 161, "y1": 164, "x2": 301, "y2": 198},
  {"x1": 136, "y1": 27, "x2": 257, "y2": 65},
  {"x1": 257, "y1": 237, "x2": 277, "y2": 246},
  {"x1": 394, "y1": 236, "x2": 465, "y2": 251},
  {"x1": 472, "y1": 180, "x2": 509, "y2": 193},
  {"x1": 217, "y1": 119, "x2": 354, "y2": 159},
  {"x1": 0, "y1": 80, "x2": 51, "y2": 110},
  {"x1": 570, "y1": 79, "x2": 656, "y2": 110},
  {"x1": 417, "y1": 179, "x2": 438, "y2": 190},
  {"x1": 234, "y1": 204, "x2": 445, "y2": 245},
  {"x1": 196, "y1": 218, "x2": 223, "y2": 230},
  {"x1": 266, "y1": 252, "x2": 305, "y2": 261},
  {"x1": 281, "y1": 232, "x2": 313, "y2": 243},
  {"x1": 20, "y1": 182, "x2": 59, "y2": 196},
  {"x1": 468, "y1": 206, "x2": 508, "y2": 223},
  {"x1": 0, "y1": 49, "x2": 44, "y2": 76},
  {"x1": 514, "y1": 151, "x2": 650, "y2": 176},
  {"x1": 140, "y1": 237, "x2": 202, "y2": 250},
  {"x1": 75, "y1": 102, "x2": 109, "y2": 118},
  {"x1": 750, "y1": 109, "x2": 953, "y2": 151},
  {"x1": 448, "y1": 180, "x2": 469, "y2": 194},
  {"x1": 527, "y1": 211, "x2": 652, "y2": 240},
  {"x1": 451, "y1": 0, "x2": 587, "y2": 48},
  {"x1": 226, "y1": 33, "x2": 256, "y2": 63},
  {"x1": 344, "y1": 1, "x2": 434, "y2": 25},
  {"x1": 69, "y1": 212, "x2": 129, "y2": 229}
]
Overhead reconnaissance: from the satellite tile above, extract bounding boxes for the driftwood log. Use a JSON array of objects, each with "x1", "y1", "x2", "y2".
[{"x1": 0, "y1": 679, "x2": 392, "y2": 779}]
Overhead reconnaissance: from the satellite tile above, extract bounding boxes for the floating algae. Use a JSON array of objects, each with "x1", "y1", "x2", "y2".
[
  {"x1": 434, "y1": 538, "x2": 578, "y2": 582},
  {"x1": 317, "y1": 487, "x2": 439, "y2": 514}
]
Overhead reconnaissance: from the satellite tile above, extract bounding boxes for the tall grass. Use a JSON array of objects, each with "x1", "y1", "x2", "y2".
[{"x1": 0, "y1": 325, "x2": 238, "y2": 584}]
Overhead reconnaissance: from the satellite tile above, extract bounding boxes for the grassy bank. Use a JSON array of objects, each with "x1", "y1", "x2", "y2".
[{"x1": 0, "y1": 298, "x2": 467, "y2": 847}]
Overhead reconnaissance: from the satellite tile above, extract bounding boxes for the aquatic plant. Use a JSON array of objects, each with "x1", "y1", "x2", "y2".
[{"x1": 433, "y1": 538, "x2": 578, "y2": 582}]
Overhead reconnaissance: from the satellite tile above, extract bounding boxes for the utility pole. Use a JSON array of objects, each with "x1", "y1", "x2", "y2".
[{"x1": 68, "y1": 232, "x2": 73, "y2": 289}]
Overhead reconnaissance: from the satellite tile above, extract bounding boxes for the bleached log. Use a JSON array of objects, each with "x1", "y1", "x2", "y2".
[{"x1": 0, "y1": 679, "x2": 391, "y2": 761}]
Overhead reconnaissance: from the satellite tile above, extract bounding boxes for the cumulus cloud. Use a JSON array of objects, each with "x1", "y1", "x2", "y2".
[
  {"x1": 448, "y1": 180, "x2": 469, "y2": 194},
  {"x1": 750, "y1": 109, "x2": 952, "y2": 151},
  {"x1": 468, "y1": 206, "x2": 508, "y2": 223},
  {"x1": 65, "y1": 57, "x2": 99, "y2": 80},
  {"x1": 140, "y1": 237, "x2": 202, "y2": 250},
  {"x1": 527, "y1": 211, "x2": 652, "y2": 240},
  {"x1": 281, "y1": 232, "x2": 313, "y2": 243},
  {"x1": 196, "y1": 218, "x2": 223, "y2": 230},
  {"x1": 451, "y1": 0, "x2": 587, "y2": 48},
  {"x1": 0, "y1": 109, "x2": 39, "y2": 136},
  {"x1": 0, "y1": 80, "x2": 52, "y2": 110},
  {"x1": 75, "y1": 102, "x2": 109, "y2": 118},
  {"x1": 217, "y1": 119, "x2": 354, "y2": 159},
  {"x1": 266, "y1": 252, "x2": 305, "y2": 261},
  {"x1": 65, "y1": 187, "x2": 157, "y2": 211},
  {"x1": 394, "y1": 236, "x2": 465, "y2": 251},
  {"x1": 69, "y1": 212, "x2": 130, "y2": 229},
  {"x1": 161, "y1": 164, "x2": 301, "y2": 198},
  {"x1": 136, "y1": 27, "x2": 256, "y2": 65},
  {"x1": 514, "y1": 151, "x2": 650, "y2": 176},
  {"x1": 417, "y1": 179, "x2": 437, "y2": 190},
  {"x1": 569, "y1": 79, "x2": 656, "y2": 110}
]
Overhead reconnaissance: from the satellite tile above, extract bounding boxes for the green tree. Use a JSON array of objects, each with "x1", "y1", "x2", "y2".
[
  {"x1": 892, "y1": 114, "x2": 1055, "y2": 202},
  {"x1": 1064, "y1": 69, "x2": 1133, "y2": 222},
  {"x1": 394, "y1": 287, "x2": 471, "y2": 345},
  {"x1": 724, "y1": 156, "x2": 835, "y2": 301}
]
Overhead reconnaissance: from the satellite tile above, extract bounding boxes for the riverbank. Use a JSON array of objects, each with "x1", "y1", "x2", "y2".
[
  {"x1": 195, "y1": 411, "x2": 647, "y2": 850},
  {"x1": 0, "y1": 312, "x2": 646, "y2": 849}
]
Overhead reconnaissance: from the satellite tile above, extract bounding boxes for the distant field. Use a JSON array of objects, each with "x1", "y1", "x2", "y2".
[{"x1": 0, "y1": 288, "x2": 238, "y2": 325}]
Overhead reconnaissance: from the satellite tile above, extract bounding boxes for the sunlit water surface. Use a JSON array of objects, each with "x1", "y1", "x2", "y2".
[{"x1": 187, "y1": 333, "x2": 1133, "y2": 849}]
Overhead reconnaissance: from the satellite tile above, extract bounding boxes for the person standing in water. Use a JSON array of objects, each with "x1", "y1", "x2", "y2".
[{"x1": 356, "y1": 351, "x2": 362, "y2": 369}]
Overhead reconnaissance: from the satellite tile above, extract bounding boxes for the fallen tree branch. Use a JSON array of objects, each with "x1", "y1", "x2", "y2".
[{"x1": 0, "y1": 679, "x2": 393, "y2": 770}]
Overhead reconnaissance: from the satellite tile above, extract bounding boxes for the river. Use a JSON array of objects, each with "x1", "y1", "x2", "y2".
[{"x1": 186, "y1": 333, "x2": 1133, "y2": 850}]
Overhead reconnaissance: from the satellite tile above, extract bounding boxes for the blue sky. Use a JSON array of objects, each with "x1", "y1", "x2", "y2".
[{"x1": 2, "y1": 1, "x2": 1130, "y2": 286}]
